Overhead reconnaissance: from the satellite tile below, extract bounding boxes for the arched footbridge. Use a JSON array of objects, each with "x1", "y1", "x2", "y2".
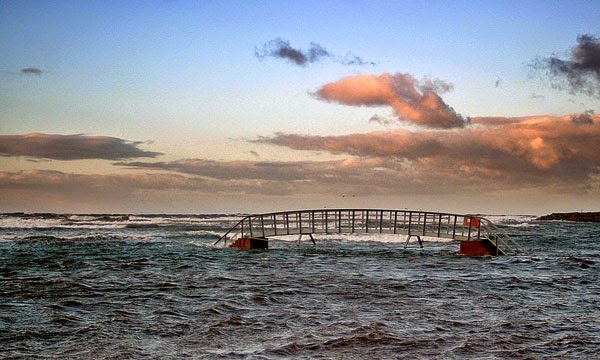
[{"x1": 215, "y1": 209, "x2": 526, "y2": 256}]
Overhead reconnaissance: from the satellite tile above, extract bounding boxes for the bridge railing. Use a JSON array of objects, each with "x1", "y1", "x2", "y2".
[
  {"x1": 478, "y1": 218, "x2": 527, "y2": 256},
  {"x1": 215, "y1": 209, "x2": 494, "y2": 246}
]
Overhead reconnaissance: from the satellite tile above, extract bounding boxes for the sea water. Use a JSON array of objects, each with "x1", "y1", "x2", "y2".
[{"x1": 1, "y1": 213, "x2": 598, "y2": 359}]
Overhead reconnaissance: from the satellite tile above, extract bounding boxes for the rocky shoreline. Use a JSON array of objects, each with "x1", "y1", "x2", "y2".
[{"x1": 536, "y1": 212, "x2": 600, "y2": 222}]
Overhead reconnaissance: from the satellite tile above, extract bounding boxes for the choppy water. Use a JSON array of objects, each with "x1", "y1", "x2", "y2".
[{"x1": 1, "y1": 213, "x2": 599, "y2": 359}]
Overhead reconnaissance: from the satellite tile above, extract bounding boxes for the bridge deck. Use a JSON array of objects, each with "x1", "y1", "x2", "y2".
[{"x1": 215, "y1": 209, "x2": 525, "y2": 255}]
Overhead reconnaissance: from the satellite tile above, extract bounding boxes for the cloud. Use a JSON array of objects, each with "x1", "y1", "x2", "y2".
[
  {"x1": 257, "y1": 112, "x2": 600, "y2": 191},
  {"x1": 0, "y1": 165, "x2": 412, "y2": 213},
  {"x1": 314, "y1": 72, "x2": 467, "y2": 128},
  {"x1": 20, "y1": 67, "x2": 43, "y2": 75},
  {"x1": 115, "y1": 158, "x2": 403, "y2": 195},
  {"x1": 0, "y1": 133, "x2": 162, "y2": 160},
  {"x1": 3, "y1": 112, "x2": 600, "y2": 213},
  {"x1": 533, "y1": 34, "x2": 600, "y2": 98},
  {"x1": 0, "y1": 169, "x2": 207, "y2": 192},
  {"x1": 115, "y1": 113, "x2": 600, "y2": 196},
  {"x1": 117, "y1": 159, "x2": 318, "y2": 181},
  {"x1": 0, "y1": 170, "x2": 218, "y2": 212},
  {"x1": 571, "y1": 109, "x2": 595, "y2": 125},
  {"x1": 255, "y1": 38, "x2": 375, "y2": 67},
  {"x1": 339, "y1": 52, "x2": 376, "y2": 66},
  {"x1": 0, "y1": 160, "x2": 401, "y2": 200},
  {"x1": 0, "y1": 68, "x2": 44, "y2": 77}
]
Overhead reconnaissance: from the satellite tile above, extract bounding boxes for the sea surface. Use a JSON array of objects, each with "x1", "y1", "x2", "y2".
[{"x1": 1, "y1": 212, "x2": 598, "y2": 359}]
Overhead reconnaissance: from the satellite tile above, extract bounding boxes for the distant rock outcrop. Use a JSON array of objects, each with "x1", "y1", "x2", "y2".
[{"x1": 537, "y1": 212, "x2": 600, "y2": 222}]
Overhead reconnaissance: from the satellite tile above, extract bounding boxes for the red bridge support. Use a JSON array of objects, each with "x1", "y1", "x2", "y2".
[
  {"x1": 230, "y1": 237, "x2": 268, "y2": 250},
  {"x1": 460, "y1": 240, "x2": 496, "y2": 256}
]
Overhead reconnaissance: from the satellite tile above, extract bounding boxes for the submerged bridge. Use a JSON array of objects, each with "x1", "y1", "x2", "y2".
[{"x1": 215, "y1": 209, "x2": 526, "y2": 256}]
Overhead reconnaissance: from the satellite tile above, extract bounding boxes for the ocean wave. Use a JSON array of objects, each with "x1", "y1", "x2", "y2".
[
  {"x1": 184, "y1": 230, "x2": 223, "y2": 238},
  {"x1": 15, "y1": 234, "x2": 123, "y2": 243},
  {"x1": 483, "y1": 214, "x2": 539, "y2": 226},
  {"x1": 0, "y1": 212, "x2": 243, "y2": 230}
]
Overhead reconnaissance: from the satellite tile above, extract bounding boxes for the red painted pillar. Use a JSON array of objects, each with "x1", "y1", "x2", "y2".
[
  {"x1": 230, "y1": 237, "x2": 268, "y2": 249},
  {"x1": 460, "y1": 240, "x2": 495, "y2": 256}
]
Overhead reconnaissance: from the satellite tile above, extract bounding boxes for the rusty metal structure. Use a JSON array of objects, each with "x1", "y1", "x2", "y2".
[{"x1": 215, "y1": 209, "x2": 525, "y2": 256}]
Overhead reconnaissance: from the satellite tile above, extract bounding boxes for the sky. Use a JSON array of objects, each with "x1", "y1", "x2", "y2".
[{"x1": 1, "y1": 0, "x2": 599, "y2": 215}]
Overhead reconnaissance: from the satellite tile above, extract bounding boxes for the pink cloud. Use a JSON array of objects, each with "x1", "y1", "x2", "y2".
[{"x1": 315, "y1": 72, "x2": 467, "y2": 128}]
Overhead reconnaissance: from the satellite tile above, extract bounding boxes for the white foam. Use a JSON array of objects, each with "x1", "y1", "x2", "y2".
[
  {"x1": 0, "y1": 213, "x2": 242, "y2": 230},
  {"x1": 185, "y1": 230, "x2": 223, "y2": 237},
  {"x1": 0, "y1": 216, "x2": 71, "y2": 229},
  {"x1": 482, "y1": 214, "x2": 538, "y2": 226},
  {"x1": 126, "y1": 215, "x2": 241, "y2": 228},
  {"x1": 187, "y1": 240, "x2": 223, "y2": 248}
]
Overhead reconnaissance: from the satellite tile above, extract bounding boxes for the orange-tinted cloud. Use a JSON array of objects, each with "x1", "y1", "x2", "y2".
[
  {"x1": 258, "y1": 113, "x2": 600, "y2": 189},
  {"x1": 315, "y1": 72, "x2": 467, "y2": 128},
  {"x1": 119, "y1": 112, "x2": 600, "y2": 196},
  {"x1": 0, "y1": 133, "x2": 162, "y2": 160}
]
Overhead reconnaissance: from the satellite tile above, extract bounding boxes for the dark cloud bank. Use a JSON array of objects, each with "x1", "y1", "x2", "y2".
[{"x1": 533, "y1": 34, "x2": 600, "y2": 98}]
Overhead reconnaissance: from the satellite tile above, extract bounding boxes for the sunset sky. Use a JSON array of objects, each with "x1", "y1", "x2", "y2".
[{"x1": 1, "y1": 1, "x2": 599, "y2": 214}]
